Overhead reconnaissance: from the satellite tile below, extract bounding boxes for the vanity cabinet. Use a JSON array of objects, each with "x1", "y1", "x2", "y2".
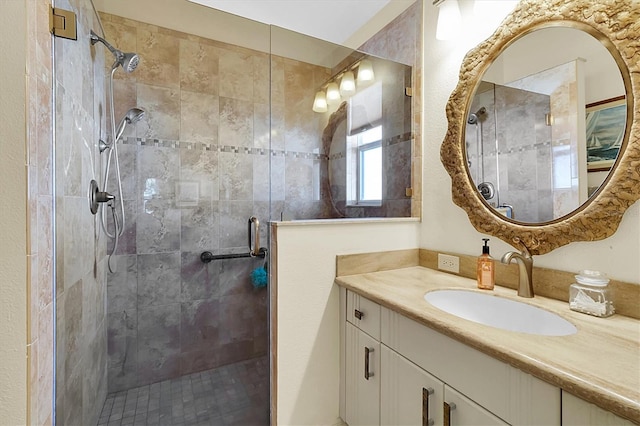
[{"x1": 342, "y1": 289, "x2": 561, "y2": 426}]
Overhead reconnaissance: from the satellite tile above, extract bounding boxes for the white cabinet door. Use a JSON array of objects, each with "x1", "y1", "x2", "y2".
[
  {"x1": 381, "y1": 345, "x2": 444, "y2": 426},
  {"x1": 562, "y1": 392, "x2": 634, "y2": 426},
  {"x1": 346, "y1": 322, "x2": 381, "y2": 426},
  {"x1": 444, "y1": 386, "x2": 508, "y2": 426},
  {"x1": 381, "y1": 307, "x2": 560, "y2": 425}
]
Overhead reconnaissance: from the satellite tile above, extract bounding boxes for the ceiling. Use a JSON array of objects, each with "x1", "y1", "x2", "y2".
[{"x1": 188, "y1": 0, "x2": 397, "y2": 45}]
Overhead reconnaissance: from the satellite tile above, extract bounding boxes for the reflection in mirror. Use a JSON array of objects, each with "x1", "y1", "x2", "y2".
[
  {"x1": 466, "y1": 27, "x2": 625, "y2": 223},
  {"x1": 270, "y1": 3, "x2": 420, "y2": 220},
  {"x1": 321, "y1": 56, "x2": 413, "y2": 218}
]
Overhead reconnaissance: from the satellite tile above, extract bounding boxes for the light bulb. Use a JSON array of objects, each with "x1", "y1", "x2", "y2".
[
  {"x1": 326, "y1": 82, "x2": 341, "y2": 104},
  {"x1": 312, "y1": 91, "x2": 328, "y2": 113},
  {"x1": 436, "y1": 0, "x2": 462, "y2": 41},
  {"x1": 339, "y1": 71, "x2": 356, "y2": 97},
  {"x1": 357, "y1": 60, "x2": 375, "y2": 84}
]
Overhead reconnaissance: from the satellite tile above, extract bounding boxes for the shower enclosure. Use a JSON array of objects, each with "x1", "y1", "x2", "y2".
[
  {"x1": 53, "y1": 3, "x2": 272, "y2": 424},
  {"x1": 52, "y1": 0, "x2": 419, "y2": 424}
]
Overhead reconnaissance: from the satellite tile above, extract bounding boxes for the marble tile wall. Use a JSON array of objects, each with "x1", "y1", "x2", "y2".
[
  {"x1": 269, "y1": 56, "x2": 334, "y2": 220},
  {"x1": 358, "y1": 1, "x2": 422, "y2": 218},
  {"x1": 26, "y1": 1, "x2": 55, "y2": 424},
  {"x1": 312, "y1": 2, "x2": 421, "y2": 219},
  {"x1": 495, "y1": 85, "x2": 553, "y2": 222},
  {"x1": 468, "y1": 83, "x2": 554, "y2": 223},
  {"x1": 100, "y1": 13, "x2": 270, "y2": 392},
  {"x1": 52, "y1": 0, "x2": 110, "y2": 425}
]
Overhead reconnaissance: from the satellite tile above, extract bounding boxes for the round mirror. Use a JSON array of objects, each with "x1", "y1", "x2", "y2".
[
  {"x1": 441, "y1": 0, "x2": 640, "y2": 255},
  {"x1": 465, "y1": 27, "x2": 625, "y2": 224}
]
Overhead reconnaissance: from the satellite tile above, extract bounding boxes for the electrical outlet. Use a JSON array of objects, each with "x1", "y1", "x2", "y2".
[{"x1": 438, "y1": 253, "x2": 460, "y2": 274}]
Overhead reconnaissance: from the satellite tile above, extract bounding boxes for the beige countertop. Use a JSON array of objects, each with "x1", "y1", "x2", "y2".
[{"x1": 335, "y1": 266, "x2": 640, "y2": 423}]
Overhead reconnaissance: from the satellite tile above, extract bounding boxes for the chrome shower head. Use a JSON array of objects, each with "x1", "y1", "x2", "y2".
[
  {"x1": 90, "y1": 30, "x2": 140, "y2": 73},
  {"x1": 114, "y1": 107, "x2": 146, "y2": 142},
  {"x1": 120, "y1": 52, "x2": 140, "y2": 73}
]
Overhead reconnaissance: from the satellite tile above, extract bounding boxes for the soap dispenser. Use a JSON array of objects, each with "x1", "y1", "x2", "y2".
[{"x1": 477, "y1": 238, "x2": 495, "y2": 290}]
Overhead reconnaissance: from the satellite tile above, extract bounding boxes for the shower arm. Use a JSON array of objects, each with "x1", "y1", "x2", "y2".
[{"x1": 90, "y1": 30, "x2": 125, "y2": 67}]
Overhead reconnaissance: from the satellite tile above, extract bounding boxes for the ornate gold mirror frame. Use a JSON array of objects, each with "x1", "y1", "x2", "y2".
[{"x1": 440, "y1": 0, "x2": 640, "y2": 255}]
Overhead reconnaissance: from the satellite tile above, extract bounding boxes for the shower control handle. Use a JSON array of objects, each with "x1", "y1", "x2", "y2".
[
  {"x1": 96, "y1": 191, "x2": 115, "y2": 203},
  {"x1": 88, "y1": 179, "x2": 115, "y2": 215}
]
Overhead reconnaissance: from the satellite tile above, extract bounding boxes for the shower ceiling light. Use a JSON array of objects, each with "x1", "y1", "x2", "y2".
[
  {"x1": 357, "y1": 60, "x2": 375, "y2": 84},
  {"x1": 326, "y1": 82, "x2": 341, "y2": 105},
  {"x1": 340, "y1": 71, "x2": 356, "y2": 97},
  {"x1": 434, "y1": 0, "x2": 462, "y2": 41},
  {"x1": 312, "y1": 91, "x2": 328, "y2": 113}
]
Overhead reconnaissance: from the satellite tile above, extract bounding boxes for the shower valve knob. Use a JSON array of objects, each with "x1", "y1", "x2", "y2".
[
  {"x1": 88, "y1": 179, "x2": 116, "y2": 215},
  {"x1": 96, "y1": 191, "x2": 115, "y2": 203}
]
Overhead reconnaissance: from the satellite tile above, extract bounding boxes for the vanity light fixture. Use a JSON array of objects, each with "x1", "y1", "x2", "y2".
[
  {"x1": 312, "y1": 91, "x2": 328, "y2": 113},
  {"x1": 326, "y1": 82, "x2": 342, "y2": 105},
  {"x1": 434, "y1": 0, "x2": 462, "y2": 41},
  {"x1": 357, "y1": 59, "x2": 375, "y2": 84},
  {"x1": 340, "y1": 71, "x2": 356, "y2": 96},
  {"x1": 312, "y1": 58, "x2": 376, "y2": 112}
]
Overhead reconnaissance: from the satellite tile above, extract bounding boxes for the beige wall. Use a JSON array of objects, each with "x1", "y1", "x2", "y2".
[
  {"x1": 0, "y1": 0, "x2": 28, "y2": 424},
  {"x1": 274, "y1": 219, "x2": 420, "y2": 425},
  {"x1": 420, "y1": 1, "x2": 640, "y2": 284}
]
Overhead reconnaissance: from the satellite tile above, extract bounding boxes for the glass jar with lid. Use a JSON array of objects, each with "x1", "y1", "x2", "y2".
[{"x1": 569, "y1": 270, "x2": 614, "y2": 317}]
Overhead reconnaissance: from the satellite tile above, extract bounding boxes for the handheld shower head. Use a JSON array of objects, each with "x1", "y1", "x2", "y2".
[
  {"x1": 114, "y1": 107, "x2": 146, "y2": 142},
  {"x1": 90, "y1": 30, "x2": 140, "y2": 73},
  {"x1": 125, "y1": 107, "x2": 146, "y2": 124}
]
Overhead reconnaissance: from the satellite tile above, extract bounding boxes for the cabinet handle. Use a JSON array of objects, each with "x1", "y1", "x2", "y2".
[
  {"x1": 422, "y1": 387, "x2": 434, "y2": 426},
  {"x1": 354, "y1": 309, "x2": 364, "y2": 320},
  {"x1": 364, "y1": 347, "x2": 374, "y2": 380},
  {"x1": 443, "y1": 402, "x2": 456, "y2": 426}
]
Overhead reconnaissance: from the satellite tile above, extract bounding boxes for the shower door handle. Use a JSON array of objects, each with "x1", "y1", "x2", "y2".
[{"x1": 248, "y1": 216, "x2": 260, "y2": 256}]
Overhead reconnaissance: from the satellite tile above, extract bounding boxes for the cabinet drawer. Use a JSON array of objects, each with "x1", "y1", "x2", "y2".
[{"x1": 347, "y1": 290, "x2": 381, "y2": 340}]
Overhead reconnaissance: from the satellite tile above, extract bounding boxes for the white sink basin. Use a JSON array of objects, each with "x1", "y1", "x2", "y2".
[{"x1": 424, "y1": 289, "x2": 577, "y2": 336}]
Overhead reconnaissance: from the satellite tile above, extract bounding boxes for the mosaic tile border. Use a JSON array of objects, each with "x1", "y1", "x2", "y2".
[
  {"x1": 122, "y1": 132, "x2": 413, "y2": 162},
  {"x1": 325, "y1": 132, "x2": 414, "y2": 161},
  {"x1": 467, "y1": 140, "x2": 554, "y2": 160},
  {"x1": 121, "y1": 137, "x2": 328, "y2": 160}
]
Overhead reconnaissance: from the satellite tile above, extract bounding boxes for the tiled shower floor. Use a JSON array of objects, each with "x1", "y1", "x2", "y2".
[{"x1": 98, "y1": 356, "x2": 269, "y2": 426}]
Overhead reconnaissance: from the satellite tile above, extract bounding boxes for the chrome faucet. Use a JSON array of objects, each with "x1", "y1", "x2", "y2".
[{"x1": 501, "y1": 247, "x2": 534, "y2": 298}]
